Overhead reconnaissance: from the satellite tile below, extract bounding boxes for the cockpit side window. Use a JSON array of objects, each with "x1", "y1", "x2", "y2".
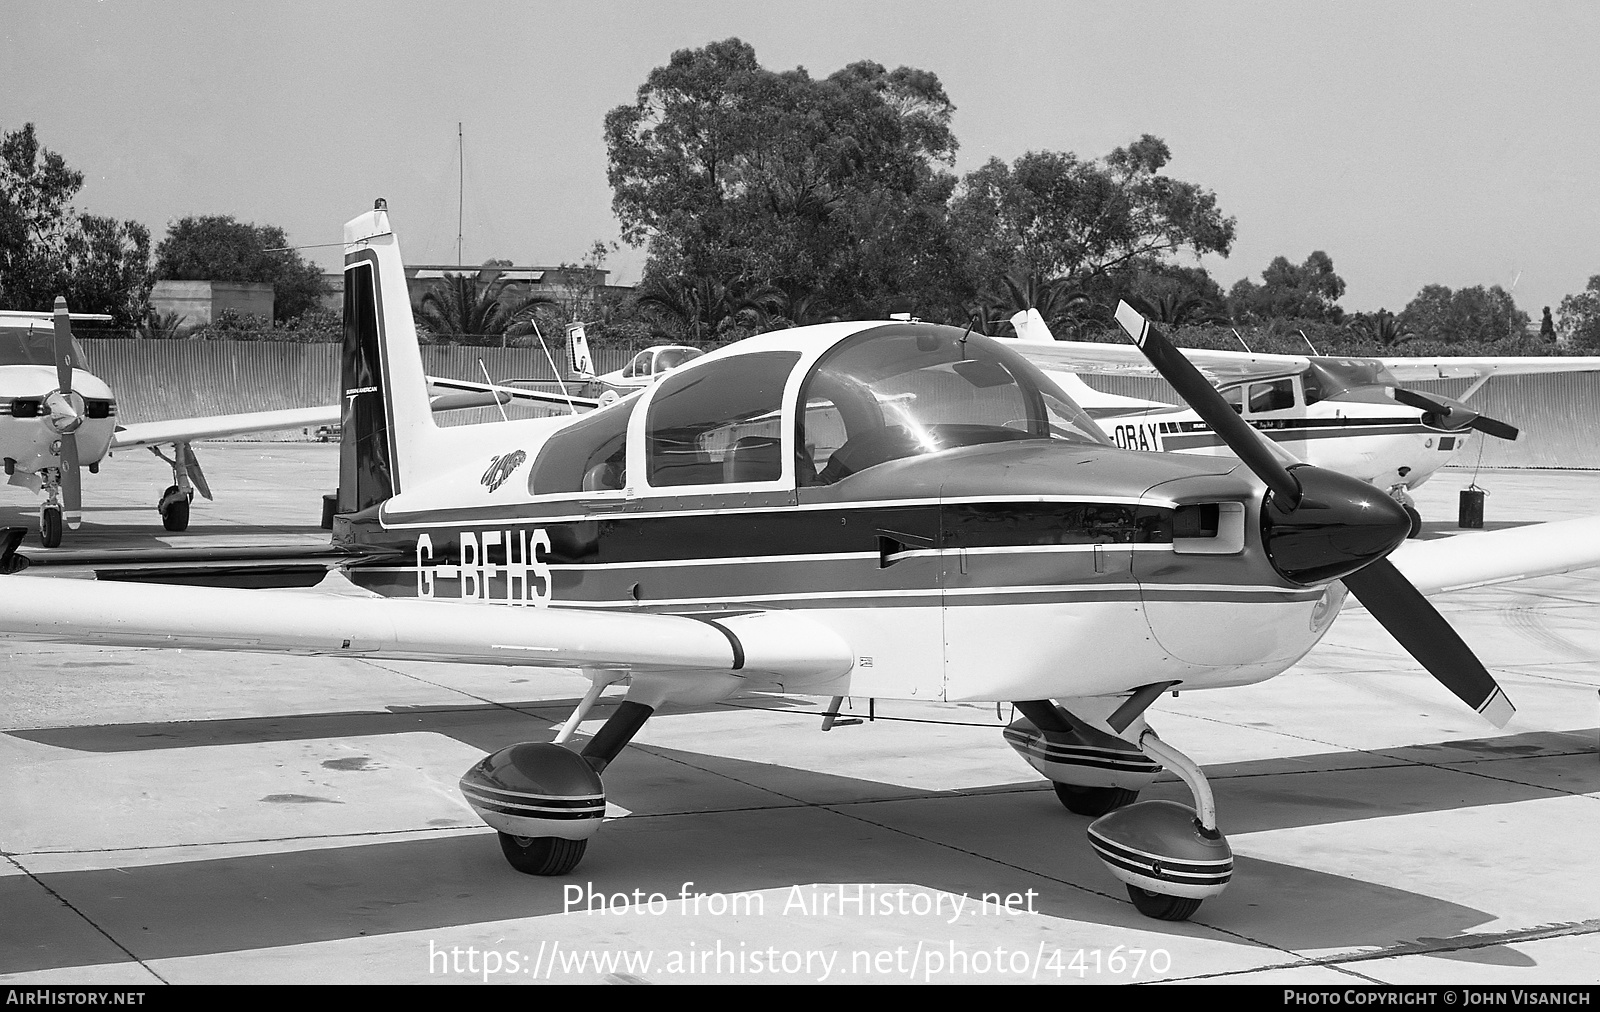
[
  {"x1": 621, "y1": 351, "x2": 652, "y2": 379},
  {"x1": 527, "y1": 398, "x2": 636, "y2": 495},
  {"x1": 1247, "y1": 378, "x2": 1295, "y2": 414},
  {"x1": 645, "y1": 351, "x2": 801, "y2": 487}
]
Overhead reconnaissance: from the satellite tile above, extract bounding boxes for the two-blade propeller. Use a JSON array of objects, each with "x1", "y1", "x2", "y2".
[
  {"x1": 49, "y1": 297, "x2": 84, "y2": 531},
  {"x1": 1115, "y1": 302, "x2": 1515, "y2": 727},
  {"x1": 1389, "y1": 387, "x2": 1520, "y2": 442}
]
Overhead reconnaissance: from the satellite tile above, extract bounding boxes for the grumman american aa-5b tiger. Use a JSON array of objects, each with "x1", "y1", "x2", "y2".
[{"x1": 4, "y1": 202, "x2": 1600, "y2": 923}]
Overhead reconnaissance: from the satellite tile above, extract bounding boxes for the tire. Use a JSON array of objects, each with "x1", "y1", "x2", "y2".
[
  {"x1": 39, "y1": 506, "x2": 62, "y2": 549},
  {"x1": 497, "y1": 833, "x2": 587, "y2": 876},
  {"x1": 1052, "y1": 782, "x2": 1139, "y2": 816},
  {"x1": 1403, "y1": 504, "x2": 1423, "y2": 539},
  {"x1": 1127, "y1": 885, "x2": 1202, "y2": 922},
  {"x1": 160, "y1": 486, "x2": 191, "y2": 532}
]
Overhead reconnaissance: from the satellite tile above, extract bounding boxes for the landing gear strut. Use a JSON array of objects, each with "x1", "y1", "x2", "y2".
[
  {"x1": 38, "y1": 468, "x2": 63, "y2": 548},
  {"x1": 1006, "y1": 695, "x2": 1231, "y2": 922},
  {"x1": 1005, "y1": 699, "x2": 1161, "y2": 816},
  {"x1": 1086, "y1": 731, "x2": 1232, "y2": 921},
  {"x1": 150, "y1": 442, "x2": 205, "y2": 532},
  {"x1": 461, "y1": 699, "x2": 656, "y2": 877}
]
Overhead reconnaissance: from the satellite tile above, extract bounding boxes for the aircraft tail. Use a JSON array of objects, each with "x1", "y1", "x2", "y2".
[
  {"x1": 564, "y1": 321, "x2": 596, "y2": 381},
  {"x1": 338, "y1": 202, "x2": 440, "y2": 515},
  {"x1": 1009, "y1": 308, "x2": 1056, "y2": 344}
]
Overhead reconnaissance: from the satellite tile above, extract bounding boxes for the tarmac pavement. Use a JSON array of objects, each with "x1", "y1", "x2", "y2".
[{"x1": 2, "y1": 445, "x2": 1598, "y2": 984}]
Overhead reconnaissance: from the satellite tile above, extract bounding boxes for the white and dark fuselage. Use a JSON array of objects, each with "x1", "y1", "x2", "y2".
[
  {"x1": 332, "y1": 222, "x2": 1344, "y2": 706},
  {"x1": 1095, "y1": 373, "x2": 1469, "y2": 493}
]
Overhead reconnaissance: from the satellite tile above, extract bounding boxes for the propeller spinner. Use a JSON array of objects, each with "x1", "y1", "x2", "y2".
[{"x1": 1114, "y1": 302, "x2": 1515, "y2": 727}]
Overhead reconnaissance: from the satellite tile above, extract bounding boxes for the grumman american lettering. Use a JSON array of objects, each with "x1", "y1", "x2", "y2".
[{"x1": 4, "y1": 202, "x2": 1600, "y2": 926}]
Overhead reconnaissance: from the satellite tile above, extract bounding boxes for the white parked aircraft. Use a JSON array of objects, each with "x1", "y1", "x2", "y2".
[
  {"x1": 4, "y1": 205, "x2": 1600, "y2": 924},
  {"x1": 1001, "y1": 309, "x2": 1600, "y2": 534},
  {"x1": 1, "y1": 304, "x2": 345, "y2": 547}
]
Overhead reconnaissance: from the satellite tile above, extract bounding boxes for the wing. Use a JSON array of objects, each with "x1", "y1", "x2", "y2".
[
  {"x1": 1388, "y1": 516, "x2": 1600, "y2": 594},
  {"x1": 111, "y1": 406, "x2": 342, "y2": 449},
  {"x1": 1376, "y1": 355, "x2": 1600, "y2": 382},
  {"x1": 425, "y1": 376, "x2": 601, "y2": 413},
  {"x1": 109, "y1": 376, "x2": 599, "y2": 450},
  {"x1": 0, "y1": 571, "x2": 854, "y2": 690},
  {"x1": 1009, "y1": 340, "x2": 1310, "y2": 386}
]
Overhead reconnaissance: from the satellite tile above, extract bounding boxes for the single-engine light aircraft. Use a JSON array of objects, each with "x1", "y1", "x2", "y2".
[
  {"x1": 1, "y1": 305, "x2": 597, "y2": 549},
  {"x1": 1001, "y1": 309, "x2": 1600, "y2": 535},
  {"x1": 4, "y1": 204, "x2": 1600, "y2": 923},
  {"x1": 554, "y1": 324, "x2": 703, "y2": 406},
  {"x1": 1, "y1": 306, "x2": 346, "y2": 546}
]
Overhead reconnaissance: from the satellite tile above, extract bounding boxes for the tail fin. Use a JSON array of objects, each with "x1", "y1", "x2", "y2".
[
  {"x1": 338, "y1": 203, "x2": 438, "y2": 514},
  {"x1": 1009, "y1": 308, "x2": 1057, "y2": 344},
  {"x1": 564, "y1": 321, "x2": 595, "y2": 380}
]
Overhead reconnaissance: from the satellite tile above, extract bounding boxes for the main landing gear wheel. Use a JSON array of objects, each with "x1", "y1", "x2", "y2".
[
  {"x1": 1126, "y1": 885, "x2": 1203, "y2": 922},
  {"x1": 1053, "y1": 783, "x2": 1139, "y2": 816},
  {"x1": 39, "y1": 506, "x2": 62, "y2": 548},
  {"x1": 1403, "y1": 504, "x2": 1423, "y2": 539},
  {"x1": 159, "y1": 485, "x2": 191, "y2": 532},
  {"x1": 497, "y1": 833, "x2": 587, "y2": 876}
]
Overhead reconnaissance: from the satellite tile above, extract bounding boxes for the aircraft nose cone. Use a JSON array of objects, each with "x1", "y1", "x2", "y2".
[{"x1": 1262, "y1": 465, "x2": 1411, "y2": 585}]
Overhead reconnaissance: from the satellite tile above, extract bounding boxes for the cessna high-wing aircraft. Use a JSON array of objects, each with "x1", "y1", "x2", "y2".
[
  {"x1": 1001, "y1": 309, "x2": 1600, "y2": 534},
  {"x1": 1, "y1": 305, "x2": 345, "y2": 547},
  {"x1": 4, "y1": 204, "x2": 1600, "y2": 924}
]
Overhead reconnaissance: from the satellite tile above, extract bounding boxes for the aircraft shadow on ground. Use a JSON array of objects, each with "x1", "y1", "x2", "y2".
[{"x1": 10, "y1": 706, "x2": 1596, "y2": 971}]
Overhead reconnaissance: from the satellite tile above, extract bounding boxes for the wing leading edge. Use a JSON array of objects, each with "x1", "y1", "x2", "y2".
[{"x1": 0, "y1": 573, "x2": 854, "y2": 688}]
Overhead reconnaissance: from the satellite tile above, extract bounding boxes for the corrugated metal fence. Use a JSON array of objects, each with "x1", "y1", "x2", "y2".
[{"x1": 79, "y1": 340, "x2": 1600, "y2": 467}]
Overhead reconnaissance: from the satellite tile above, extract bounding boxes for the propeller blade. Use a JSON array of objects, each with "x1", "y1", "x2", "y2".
[
  {"x1": 1115, "y1": 301, "x2": 1514, "y2": 727},
  {"x1": 1342, "y1": 558, "x2": 1515, "y2": 727},
  {"x1": 1391, "y1": 388, "x2": 1519, "y2": 441},
  {"x1": 1114, "y1": 302, "x2": 1304, "y2": 505},
  {"x1": 60, "y1": 434, "x2": 82, "y2": 530},
  {"x1": 1468, "y1": 415, "x2": 1519, "y2": 441},
  {"x1": 52, "y1": 297, "x2": 74, "y2": 395}
]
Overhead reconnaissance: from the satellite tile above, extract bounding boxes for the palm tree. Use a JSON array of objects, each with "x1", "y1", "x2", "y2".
[
  {"x1": 634, "y1": 275, "x2": 785, "y2": 343},
  {"x1": 1365, "y1": 309, "x2": 1411, "y2": 347},
  {"x1": 985, "y1": 269, "x2": 1093, "y2": 336},
  {"x1": 415, "y1": 273, "x2": 517, "y2": 340}
]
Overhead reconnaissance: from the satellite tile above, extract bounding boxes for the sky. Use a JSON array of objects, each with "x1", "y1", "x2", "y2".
[{"x1": 5, "y1": 0, "x2": 1598, "y2": 317}]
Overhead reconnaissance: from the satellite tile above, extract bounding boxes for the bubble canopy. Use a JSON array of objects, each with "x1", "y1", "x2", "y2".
[
  {"x1": 529, "y1": 323, "x2": 1109, "y2": 496},
  {"x1": 796, "y1": 325, "x2": 1108, "y2": 485}
]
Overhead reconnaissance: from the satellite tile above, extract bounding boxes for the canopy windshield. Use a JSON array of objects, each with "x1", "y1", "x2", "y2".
[
  {"x1": 797, "y1": 326, "x2": 1107, "y2": 485},
  {"x1": 0, "y1": 328, "x2": 86, "y2": 370}
]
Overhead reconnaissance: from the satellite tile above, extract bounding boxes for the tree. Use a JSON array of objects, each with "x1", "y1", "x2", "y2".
[
  {"x1": 948, "y1": 138, "x2": 1236, "y2": 297},
  {"x1": 1556, "y1": 275, "x2": 1600, "y2": 349},
  {"x1": 1, "y1": 123, "x2": 152, "y2": 324},
  {"x1": 605, "y1": 39, "x2": 966, "y2": 322},
  {"x1": 154, "y1": 215, "x2": 327, "y2": 321},
  {"x1": 1229, "y1": 251, "x2": 1346, "y2": 323},
  {"x1": 1348, "y1": 309, "x2": 1411, "y2": 347},
  {"x1": 1398, "y1": 283, "x2": 1529, "y2": 343}
]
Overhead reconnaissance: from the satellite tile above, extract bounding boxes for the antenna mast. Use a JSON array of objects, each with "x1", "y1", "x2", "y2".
[{"x1": 456, "y1": 122, "x2": 464, "y2": 266}]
